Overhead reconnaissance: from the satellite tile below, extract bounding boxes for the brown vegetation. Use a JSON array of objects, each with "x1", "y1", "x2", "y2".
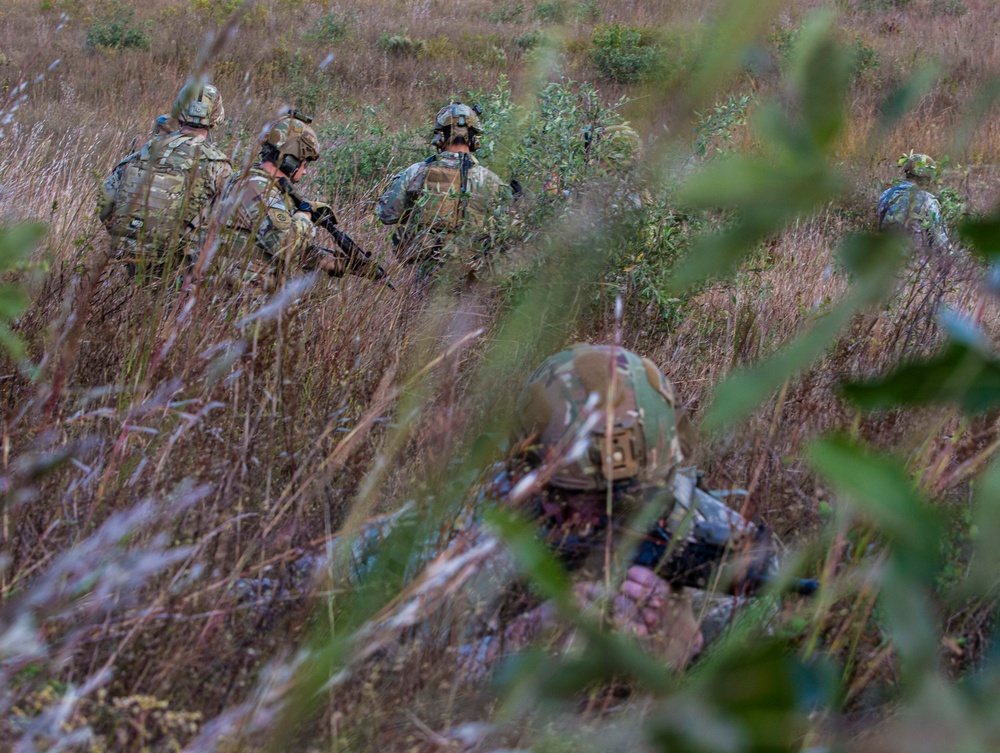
[{"x1": 1, "y1": 0, "x2": 1000, "y2": 749}]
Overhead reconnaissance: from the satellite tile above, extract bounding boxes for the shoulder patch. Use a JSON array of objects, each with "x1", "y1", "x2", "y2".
[{"x1": 267, "y1": 207, "x2": 293, "y2": 231}]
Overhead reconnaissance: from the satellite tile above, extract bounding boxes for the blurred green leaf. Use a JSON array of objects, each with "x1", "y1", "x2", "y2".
[
  {"x1": 808, "y1": 436, "x2": 943, "y2": 582},
  {"x1": 0, "y1": 287, "x2": 28, "y2": 319},
  {"x1": 960, "y1": 459, "x2": 1000, "y2": 599},
  {"x1": 486, "y1": 506, "x2": 572, "y2": 607},
  {"x1": 680, "y1": 156, "x2": 835, "y2": 212},
  {"x1": 843, "y1": 320, "x2": 1000, "y2": 415},
  {"x1": 689, "y1": 0, "x2": 782, "y2": 105},
  {"x1": 870, "y1": 63, "x2": 940, "y2": 144},
  {"x1": 647, "y1": 640, "x2": 820, "y2": 753},
  {"x1": 791, "y1": 14, "x2": 851, "y2": 150},
  {"x1": 706, "y1": 233, "x2": 902, "y2": 429},
  {"x1": 0, "y1": 223, "x2": 44, "y2": 272},
  {"x1": 959, "y1": 212, "x2": 1000, "y2": 262}
]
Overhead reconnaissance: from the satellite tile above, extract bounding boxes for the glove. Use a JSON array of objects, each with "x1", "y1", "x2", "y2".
[
  {"x1": 291, "y1": 211, "x2": 316, "y2": 238},
  {"x1": 298, "y1": 200, "x2": 335, "y2": 224}
]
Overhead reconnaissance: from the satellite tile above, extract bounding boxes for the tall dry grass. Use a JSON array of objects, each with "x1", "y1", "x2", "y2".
[{"x1": 1, "y1": 0, "x2": 1000, "y2": 749}]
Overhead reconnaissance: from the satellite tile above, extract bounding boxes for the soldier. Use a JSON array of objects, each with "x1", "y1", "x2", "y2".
[
  {"x1": 878, "y1": 151, "x2": 951, "y2": 253},
  {"x1": 376, "y1": 102, "x2": 508, "y2": 274},
  {"x1": 458, "y1": 343, "x2": 704, "y2": 671},
  {"x1": 99, "y1": 81, "x2": 232, "y2": 278},
  {"x1": 219, "y1": 111, "x2": 386, "y2": 291}
]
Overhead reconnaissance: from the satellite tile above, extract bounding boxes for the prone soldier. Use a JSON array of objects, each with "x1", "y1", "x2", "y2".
[
  {"x1": 456, "y1": 343, "x2": 815, "y2": 675},
  {"x1": 99, "y1": 81, "x2": 232, "y2": 279}
]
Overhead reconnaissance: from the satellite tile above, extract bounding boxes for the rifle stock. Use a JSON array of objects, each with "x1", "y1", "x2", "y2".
[{"x1": 631, "y1": 469, "x2": 817, "y2": 597}]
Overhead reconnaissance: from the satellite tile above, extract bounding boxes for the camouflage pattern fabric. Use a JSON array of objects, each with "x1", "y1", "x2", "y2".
[
  {"x1": 218, "y1": 166, "x2": 319, "y2": 290},
  {"x1": 878, "y1": 180, "x2": 951, "y2": 253},
  {"x1": 515, "y1": 343, "x2": 686, "y2": 492},
  {"x1": 99, "y1": 131, "x2": 232, "y2": 270},
  {"x1": 376, "y1": 151, "x2": 507, "y2": 267}
]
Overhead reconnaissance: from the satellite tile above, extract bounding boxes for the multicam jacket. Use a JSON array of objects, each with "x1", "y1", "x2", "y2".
[
  {"x1": 99, "y1": 130, "x2": 232, "y2": 263},
  {"x1": 219, "y1": 167, "x2": 321, "y2": 288},
  {"x1": 376, "y1": 151, "x2": 507, "y2": 263},
  {"x1": 878, "y1": 180, "x2": 951, "y2": 252}
]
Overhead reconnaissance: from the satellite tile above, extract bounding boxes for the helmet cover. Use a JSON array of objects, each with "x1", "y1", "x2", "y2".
[
  {"x1": 515, "y1": 344, "x2": 685, "y2": 491},
  {"x1": 899, "y1": 151, "x2": 938, "y2": 184},
  {"x1": 173, "y1": 82, "x2": 225, "y2": 128}
]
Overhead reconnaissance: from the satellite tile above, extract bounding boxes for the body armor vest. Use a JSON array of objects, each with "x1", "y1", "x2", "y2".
[
  {"x1": 416, "y1": 155, "x2": 489, "y2": 234},
  {"x1": 105, "y1": 135, "x2": 221, "y2": 248}
]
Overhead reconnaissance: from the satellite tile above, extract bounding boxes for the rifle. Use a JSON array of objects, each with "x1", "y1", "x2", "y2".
[
  {"x1": 277, "y1": 177, "x2": 393, "y2": 288},
  {"x1": 633, "y1": 469, "x2": 817, "y2": 596}
]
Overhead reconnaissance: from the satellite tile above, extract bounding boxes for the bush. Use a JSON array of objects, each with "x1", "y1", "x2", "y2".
[
  {"x1": 575, "y1": 0, "x2": 601, "y2": 23},
  {"x1": 516, "y1": 30, "x2": 544, "y2": 51},
  {"x1": 305, "y1": 11, "x2": 352, "y2": 44},
  {"x1": 852, "y1": 39, "x2": 880, "y2": 82},
  {"x1": 187, "y1": 0, "x2": 242, "y2": 23},
  {"x1": 376, "y1": 33, "x2": 426, "y2": 56},
  {"x1": 313, "y1": 118, "x2": 425, "y2": 201},
  {"x1": 84, "y1": 3, "x2": 149, "y2": 51},
  {"x1": 852, "y1": 0, "x2": 912, "y2": 10},
  {"x1": 589, "y1": 24, "x2": 660, "y2": 83},
  {"x1": 485, "y1": 2, "x2": 524, "y2": 23},
  {"x1": 533, "y1": 0, "x2": 566, "y2": 23}
]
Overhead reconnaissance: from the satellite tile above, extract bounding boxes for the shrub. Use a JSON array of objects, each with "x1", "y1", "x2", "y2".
[
  {"x1": 853, "y1": 0, "x2": 912, "y2": 10},
  {"x1": 589, "y1": 24, "x2": 660, "y2": 83},
  {"x1": 533, "y1": 0, "x2": 566, "y2": 23},
  {"x1": 314, "y1": 119, "x2": 425, "y2": 201},
  {"x1": 694, "y1": 92, "x2": 756, "y2": 157},
  {"x1": 515, "y1": 30, "x2": 544, "y2": 51},
  {"x1": 376, "y1": 33, "x2": 426, "y2": 56},
  {"x1": 484, "y1": 2, "x2": 524, "y2": 24},
  {"x1": 852, "y1": 39, "x2": 880, "y2": 82},
  {"x1": 84, "y1": 3, "x2": 149, "y2": 51},
  {"x1": 304, "y1": 11, "x2": 352, "y2": 44},
  {"x1": 575, "y1": 0, "x2": 601, "y2": 23}
]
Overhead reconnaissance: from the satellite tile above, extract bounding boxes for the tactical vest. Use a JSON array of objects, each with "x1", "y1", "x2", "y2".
[
  {"x1": 416, "y1": 155, "x2": 489, "y2": 234},
  {"x1": 105, "y1": 134, "x2": 224, "y2": 248}
]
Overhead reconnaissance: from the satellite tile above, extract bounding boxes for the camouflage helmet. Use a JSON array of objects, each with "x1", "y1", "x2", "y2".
[
  {"x1": 899, "y1": 151, "x2": 938, "y2": 184},
  {"x1": 172, "y1": 82, "x2": 225, "y2": 129},
  {"x1": 514, "y1": 344, "x2": 686, "y2": 492},
  {"x1": 431, "y1": 102, "x2": 482, "y2": 151},
  {"x1": 262, "y1": 113, "x2": 320, "y2": 173}
]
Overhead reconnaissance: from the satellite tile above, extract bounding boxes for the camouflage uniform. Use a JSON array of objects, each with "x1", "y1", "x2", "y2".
[
  {"x1": 99, "y1": 83, "x2": 231, "y2": 276},
  {"x1": 99, "y1": 133, "x2": 231, "y2": 271},
  {"x1": 218, "y1": 115, "x2": 350, "y2": 291},
  {"x1": 376, "y1": 103, "x2": 508, "y2": 270},
  {"x1": 377, "y1": 152, "x2": 507, "y2": 265},
  {"x1": 878, "y1": 152, "x2": 951, "y2": 253},
  {"x1": 452, "y1": 344, "x2": 703, "y2": 674},
  {"x1": 218, "y1": 167, "x2": 320, "y2": 289}
]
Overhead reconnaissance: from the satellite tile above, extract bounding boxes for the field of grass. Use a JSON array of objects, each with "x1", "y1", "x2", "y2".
[{"x1": 3, "y1": 0, "x2": 1000, "y2": 750}]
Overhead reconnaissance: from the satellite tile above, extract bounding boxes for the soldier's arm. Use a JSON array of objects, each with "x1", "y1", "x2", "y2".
[
  {"x1": 97, "y1": 159, "x2": 130, "y2": 223},
  {"x1": 925, "y1": 195, "x2": 952, "y2": 250},
  {"x1": 376, "y1": 163, "x2": 423, "y2": 225}
]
